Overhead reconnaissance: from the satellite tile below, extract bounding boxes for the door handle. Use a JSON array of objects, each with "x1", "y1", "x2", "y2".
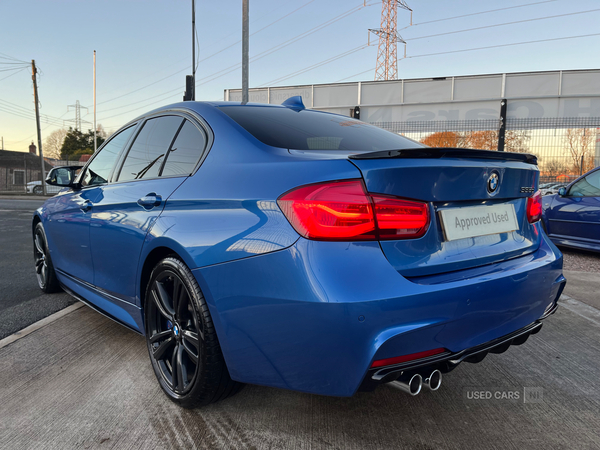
[
  {"x1": 137, "y1": 193, "x2": 162, "y2": 210},
  {"x1": 79, "y1": 199, "x2": 92, "y2": 212}
]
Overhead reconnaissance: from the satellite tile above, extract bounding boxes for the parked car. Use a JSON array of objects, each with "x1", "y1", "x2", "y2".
[
  {"x1": 542, "y1": 166, "x2": 600, "y2": 252},
  {"x1": 542, "y1": 184, "x2": 566, "y2": 196},
  {"x1": 33, "y1": 98, "x2": 565, "y2": 408},
  {"x1": 26, "y1": 180, "x2": 63, "y2": 195}
]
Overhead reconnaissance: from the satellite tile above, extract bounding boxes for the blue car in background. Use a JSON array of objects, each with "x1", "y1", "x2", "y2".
[
  {"x1": 34, "y1": 98, "x2": 565, "y2": 408},
  {"x1": 542, "y1": 166, "x2": 600, "y2": 252}
]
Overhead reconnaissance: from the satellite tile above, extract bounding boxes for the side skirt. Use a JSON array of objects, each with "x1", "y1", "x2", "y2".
[{"x1": 56, "y1": 269, "x2": 144, "y2": 334}]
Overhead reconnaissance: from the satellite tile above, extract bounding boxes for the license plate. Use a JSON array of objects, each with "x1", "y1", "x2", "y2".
[{"x1": 439, "y1": 203, "x2": 519, "y2": 241}]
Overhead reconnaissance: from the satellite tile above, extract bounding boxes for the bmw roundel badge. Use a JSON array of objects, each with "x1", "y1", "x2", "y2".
[{"x1": 487, "y1": 172, "x2": 499, "y2": 195}]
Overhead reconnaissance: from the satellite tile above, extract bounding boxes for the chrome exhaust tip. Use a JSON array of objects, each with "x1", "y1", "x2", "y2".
[
  {"x1": 424, "y1": 369, "x2": 442, "y2": 391},
  {"x1": 392, "y1": 373, "x2": 423, "y2": 396}
]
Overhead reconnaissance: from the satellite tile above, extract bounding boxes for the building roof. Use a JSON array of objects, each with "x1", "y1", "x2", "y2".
[{"x1": 0, "y1": 149, "x2": 53, "y2": 170}]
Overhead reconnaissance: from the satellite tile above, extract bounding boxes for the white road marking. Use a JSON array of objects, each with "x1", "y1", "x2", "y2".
[{"x1": 0, "y1": 302, "x2": 85, "y2": 349}]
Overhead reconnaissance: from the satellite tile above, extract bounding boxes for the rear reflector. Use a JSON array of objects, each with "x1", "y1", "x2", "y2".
[
  {"x1": 277, "y1": 180, "x2": 430, "y2": 241},
  {"x1": 526, "y1": 190, "x2": 542, "y2": 223},
  {"x1": 371, "y1": 348, "x2": 447, "y2": 368}
]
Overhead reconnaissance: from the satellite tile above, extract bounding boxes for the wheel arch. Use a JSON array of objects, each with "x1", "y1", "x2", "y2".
[
  {"x1": 32, "y1": 214, "x2": 42, "y2": 233},
  {"x1": 138, "y1": 240, "x2": 197, "y2": 311}
]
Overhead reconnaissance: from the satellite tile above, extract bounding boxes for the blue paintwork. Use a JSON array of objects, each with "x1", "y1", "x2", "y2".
[
  {"x1": 542, "y1": 166, "x2": 600, "y2": 253},
  {"x1": 34, "y1": 100, "x2": 564, "y2": 396},
  {"x1": 89, "y1": 177, "x2": 186, "y2": 302},
  {"x1": 194, "y1": 234, "x2": 562, "y2": 396},
  {"x1": 42, "y1": 189, "x2": 95, "y2": 284},
  {"x1": 349, "y1": 158, "x2": 541, "y2": 276}
]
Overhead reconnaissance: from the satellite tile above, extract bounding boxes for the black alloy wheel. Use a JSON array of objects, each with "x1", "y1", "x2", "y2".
[
  {"x1": 145, "y1": 257, "x2": 242, "y2": 408},
  {"x1": 33, "y1": 222, "x2": 61, "y2": 293},
  {"x1": 33, "y1": 185, "x2": 43, "y2": 195}
]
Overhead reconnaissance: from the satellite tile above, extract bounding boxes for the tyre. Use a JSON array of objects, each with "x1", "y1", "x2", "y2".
[
  {"x1": 33, "y1": 222, "x2": 61, "y2": 293},
  {"x1": 144, "y1": 257, "x2": 242, "y2": 408},
  {"x1": 33, "y1": 185, "x2": 43, "y2": 195}
]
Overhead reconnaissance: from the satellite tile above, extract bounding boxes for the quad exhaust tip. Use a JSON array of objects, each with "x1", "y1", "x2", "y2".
[
  {"x1": 424, "y1": 369, "x2": 442, "y2": 391},
  {"x1": 393, "y1": 370, "x2": 442, "y2": 396},
  {"x1": 393, "y1": 373, "x2": 423, "y2": 396}
]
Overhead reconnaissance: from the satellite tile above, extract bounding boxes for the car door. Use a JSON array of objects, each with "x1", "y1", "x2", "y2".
[
  {"x1": 43, "y1": 126, "x2": 135, "y2": 284},
  {"x1": 88, "y1": 115, "x2": 208, "y2": 303},
  {"x1": 547, "y1": 168, "x2": 600, "y2": 244}
]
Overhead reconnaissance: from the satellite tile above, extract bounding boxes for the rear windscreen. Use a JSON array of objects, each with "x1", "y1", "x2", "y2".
[{"x1": 219, "y1": 105, "x2": 422, "y2": 152}]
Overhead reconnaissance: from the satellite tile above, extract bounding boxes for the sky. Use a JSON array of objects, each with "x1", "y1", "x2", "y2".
[{"x1": 1, "y1": 0, "x2": 600, "y2": 152}]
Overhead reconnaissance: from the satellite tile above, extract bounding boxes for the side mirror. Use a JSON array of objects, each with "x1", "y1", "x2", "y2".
[
  {"x1": 46, "y1": 166, "x2": 80, "y2": 188},
  {"x1": 558, "y1": 187, "x2": 567, "y2": 196}
]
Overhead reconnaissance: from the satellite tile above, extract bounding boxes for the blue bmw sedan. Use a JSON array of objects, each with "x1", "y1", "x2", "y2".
[
  {"x1": 34, "y1": 98, "x2": 565, "y2": 408},
  {"x1": 542, "y1": 166, "x2": 600, "y2": 253}
]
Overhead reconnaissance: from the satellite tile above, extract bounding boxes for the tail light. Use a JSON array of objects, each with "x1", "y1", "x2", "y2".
[
  {"x1": 277, "y1": 180, "x2": 430, "y2": 241},
  {"x1": 371, "y1": 195, "x2": 430, "y2": 239},
  {"x1": 526, "y1": 190, "x2": 542, "y2": 223}
]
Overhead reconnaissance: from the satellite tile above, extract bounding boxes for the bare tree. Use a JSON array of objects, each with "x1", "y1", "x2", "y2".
[
  {"x1": 543, "y1": 158, "x2": 570, "y2": 180},
  {"x1": 96, "y1": 123, "x2": 108, "y2": 140},
  {"x1": 461, "y1": 130, "x2": 531, "y2": 153},
  {"x1": 563, "y1": 128, "x2": 596, "y2": 174},
  {"x1": 44, "y1": 128, "x2": 68, "y2": 159}
]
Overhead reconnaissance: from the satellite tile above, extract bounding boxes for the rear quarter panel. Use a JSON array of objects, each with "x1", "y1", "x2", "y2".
[{"x1": 138, "y1": 104, "x2": 363, "y2": 301}]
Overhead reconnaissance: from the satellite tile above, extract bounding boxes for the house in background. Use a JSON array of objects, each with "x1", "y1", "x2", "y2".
[{"x1": 0, "y1": 143, "x2": 54, "y2": 193}]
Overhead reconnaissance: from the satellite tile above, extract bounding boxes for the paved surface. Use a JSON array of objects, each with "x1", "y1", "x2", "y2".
[
  {"x1": 0, "y1": 297, "x2": 599, "y2": 449},
  {"x1": 561, "y1": 247, "x2": 600, "y2": 273},
  {"x1": 0, "y1": 197, "x2": 76, "y2": 339},
  {"x1": 563, "y1": 271, "x2": 600, "y2": 310},
  {"x1": 0, "y1": 196, "x2": 599, "y2": 449}
]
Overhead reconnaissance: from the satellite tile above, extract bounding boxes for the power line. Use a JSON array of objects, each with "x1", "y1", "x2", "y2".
[
  {"x1": 334, "y1": 67, "x2": 376, "y2": 83},
  {"x1": 404, "y1": 32, "x2": 600, "y2": 59},
  {"x1": 250, "y1": 2, "x2": 372, "y2": 64},
  {"x1": 400, "y1": 0, "x2": 559, "y2": 29},
  {"x1": 103, "y1": 31, "x2": 599, "y2": 127},
  {"x1": 99, "y1": 87, "x2": 184, "y2": 123},
  {"x1": 96, "y1": 66, "x2": 190, "y2": 107},
  {"x1": 193, "y1": 0, "x2": 318, "y2": 68},
  {"x1": 0, "y1": 99, "x2": 66, "y2": 125},
  {"x1": 189, "y1": 1, "x2": 374, "y2": 90},
  {"x1": 4, "y1": 110, "x2": 71, "y2": 147},
  {"x1": 259, "y1": 45, "x2": 370, "y2": 87},
  {"x1": 96, "y1": 1, "x2": 371, "y2": 117},
  {"x1": 408, "y1": 8, "x2": 600, "y2": 41},
  {"x1": 0, "y1": 65, "x2": 30, "y2": 72},
  {"x1": 0, "y1": 106, "x2": 65, "y2": 126},
  {"x1": 0, "y1": 67, "x2": 28, "y2": 82},
  {"x1": 0, "y1": 105, "x2": 64, "y2": 127},
  {"x1": 92, "y1": 0, "x2": 323, "y2": 110},
  {"x1": 0, "y1": 52, "x2": 28, "y2": 64}
]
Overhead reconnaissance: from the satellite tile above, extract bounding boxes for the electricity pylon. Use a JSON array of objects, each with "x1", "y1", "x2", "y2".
[
  {"x1": 370, "y1": 0, "x2": 411, "y2": 81},
  {"x1": 66, "y1": 100, "x2": 90, "y2": 131}
]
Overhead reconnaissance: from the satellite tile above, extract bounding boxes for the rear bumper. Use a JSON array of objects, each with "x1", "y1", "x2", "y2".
[
  {"x1": 193, "y1": 232, "x2": 564, "y2": 397},
  {"x1": 359, "y1": 301, "x2": 560, "y2": 391}
]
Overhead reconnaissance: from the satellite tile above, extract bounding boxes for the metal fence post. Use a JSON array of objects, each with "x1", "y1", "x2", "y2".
[{"x1": 498, "y1": 99, "x2": 507, "y2": 151}]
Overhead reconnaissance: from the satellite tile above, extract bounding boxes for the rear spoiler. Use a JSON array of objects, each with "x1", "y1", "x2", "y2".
[{"x1": 349, "y1": 147, "x2": 538, "y2": 165}]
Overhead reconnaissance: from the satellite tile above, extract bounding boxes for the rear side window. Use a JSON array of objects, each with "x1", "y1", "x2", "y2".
[
  {"x1": 81, "y1": 125, "x2": 135, "y2": 187},
  {"x1": 569, "y1": 169, "x2": 600, "y2": 197},
  {"x1": 219, "y1": 105, "x2": 421, "y2": 152},
  {"x1": 118, "y1": 116, "x2": 183, "y2": 182},
  {"x1": 161, "y1": 120, "x2": 206, "y2": 177}
]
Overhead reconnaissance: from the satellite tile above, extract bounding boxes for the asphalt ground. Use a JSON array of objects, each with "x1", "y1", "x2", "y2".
[
  {"x1": 0, "y1": 197, "x2": 76, "y2": 340},
  {"x1": 0, "y1": 196, "x2": 599, "y2": 449}
]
